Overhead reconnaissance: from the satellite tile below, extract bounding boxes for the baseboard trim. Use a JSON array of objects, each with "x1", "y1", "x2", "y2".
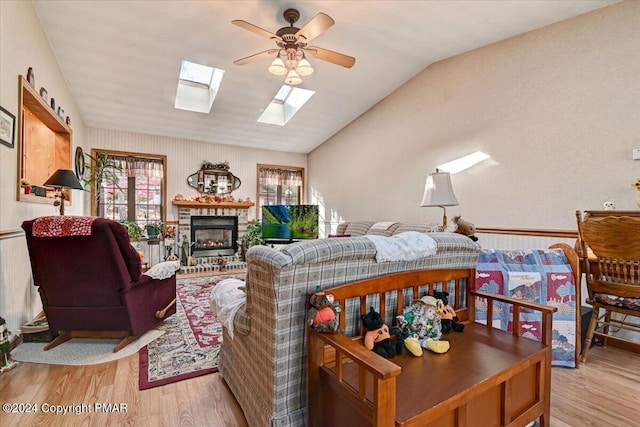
[
  {"x1": 607, "y1": 339, "x2": 640, "y2": 354},
  {"x1": 9, "y1": 334, "x2": 23, "y2": 352}
]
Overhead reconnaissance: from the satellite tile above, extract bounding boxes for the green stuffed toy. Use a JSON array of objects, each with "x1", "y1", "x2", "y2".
[{"x1": 395, "y1": 295, "x2": 450, "y2": 354}]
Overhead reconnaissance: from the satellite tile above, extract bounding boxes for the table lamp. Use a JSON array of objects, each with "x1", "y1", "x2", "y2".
[
  {"x1": 420, "y1": 169, "x2": 459, "y2": 228},
  {"x1": 44, "y1": 169, "x2": 84, "y2": 215}
]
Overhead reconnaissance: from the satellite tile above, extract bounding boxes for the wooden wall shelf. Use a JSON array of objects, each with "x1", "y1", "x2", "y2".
[
  {"x1": 16, "y1": 75, "x2": 73, "y2": 204},
  {"x1": 172, "y1": 200, "x2": 254, "y2": 209},
  {"x1": 21, "y1": 76, "x2": 71, "y2": 134}
]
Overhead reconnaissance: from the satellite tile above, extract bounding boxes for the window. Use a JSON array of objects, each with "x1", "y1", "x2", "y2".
[
  {"x1": 90, "y1": 149, "x2": 166, "y2": 229},
  {"x1": 257, "y1": 164, "x2": 304, "y2": 217},
  {"x1": 257, "y1": 85, "x2": 315, "y2": 126},
  {"x1": 174, "y1": 60, "x2": 225, "y2": 114}
]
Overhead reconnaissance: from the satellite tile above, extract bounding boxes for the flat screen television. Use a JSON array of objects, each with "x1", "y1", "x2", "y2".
[{"x1": 262, "y1": 205, "x2": 319, "y2": 241}]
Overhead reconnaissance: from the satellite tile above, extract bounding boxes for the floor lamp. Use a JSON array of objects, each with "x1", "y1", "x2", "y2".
[
  {"x1": 44, "y1": 169, "x2": 84, "y2": 215},
  {"x1": 420, "y1": 170, "x2": 459, "y2": 229}
]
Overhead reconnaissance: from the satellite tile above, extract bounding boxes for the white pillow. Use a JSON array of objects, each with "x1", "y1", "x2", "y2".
[{"x1": 143, "y1": 260, "x2": 180, "y2": 280}]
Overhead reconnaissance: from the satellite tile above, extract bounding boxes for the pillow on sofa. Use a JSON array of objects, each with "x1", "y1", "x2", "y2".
[
  {"x1": 393, "y1": 224, "x2": 434, "y2": 234},
  {"x1": 367, "y1": 222, "x2": 400, "y2": 236},
  {"x1": 344, "y1": 221, "x2": 375, "y2": 236}
]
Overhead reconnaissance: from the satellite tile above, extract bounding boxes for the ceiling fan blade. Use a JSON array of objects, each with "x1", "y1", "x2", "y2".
[
  {"x1": 305, "y1": 46, "x2": 356, "y2": 68},
  {"x1": 295, "y1": 13, "x2": 334, "y2": 43},
  {"x1": 233, "y1": 49, "x2": 278, "y2": 66},
  {"x1": 232, "y1": 20, "x2": 280, "y2": 41}
]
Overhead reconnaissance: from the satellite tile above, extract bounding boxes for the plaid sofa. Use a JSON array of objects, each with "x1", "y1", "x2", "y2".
[{"x1": 219, "y1": 222, "x2": 480, "y2": 427}]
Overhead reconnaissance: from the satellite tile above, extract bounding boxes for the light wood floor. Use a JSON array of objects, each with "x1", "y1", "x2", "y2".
[{"x1": 1, "y1": 345, "x2": 638, "y2": 426}]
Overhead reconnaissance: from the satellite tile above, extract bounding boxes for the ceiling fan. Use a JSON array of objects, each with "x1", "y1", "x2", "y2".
[{"x1": 232, "y1": 8, "x2": 355, "y2": 85}]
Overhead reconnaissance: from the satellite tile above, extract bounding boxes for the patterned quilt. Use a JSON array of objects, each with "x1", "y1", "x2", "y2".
[{"x1": 475, "y1": 249, "x2": 577, "y2": 368}]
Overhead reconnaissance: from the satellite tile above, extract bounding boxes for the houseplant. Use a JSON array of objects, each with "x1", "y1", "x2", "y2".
[
  {"x1": 145, "y1": 221, "x2": 163, "y2": 239},
  {"x1": 121, "y1": 221, "x2": 142, "y2": 241},
  {"x1": 82, "y1": 151, "x2": 123, "y2": 216},
  {"x1": 245, "y1": 220, "x2": 264, "y2": 248}
]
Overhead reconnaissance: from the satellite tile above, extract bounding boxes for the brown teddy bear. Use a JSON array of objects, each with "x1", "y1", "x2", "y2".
[
  {"x1": 453, "y1": 216, "x2": 478, "y2": 242},
  {"x1": 307, "y1": 291, "x2": 341, "y2": 333}
]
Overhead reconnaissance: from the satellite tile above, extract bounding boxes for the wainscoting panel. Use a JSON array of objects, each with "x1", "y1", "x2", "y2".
[
  {"x1": 0, "y1": 230, "x2": 41, "y2": 333},
  {"x1": 476, "y1": 233, "x2": 576, "y2": 251}
]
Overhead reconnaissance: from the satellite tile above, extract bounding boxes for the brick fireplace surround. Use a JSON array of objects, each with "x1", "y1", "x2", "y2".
[{"x1": 173, "y1": 200, "x2": 255, "y2": 257}]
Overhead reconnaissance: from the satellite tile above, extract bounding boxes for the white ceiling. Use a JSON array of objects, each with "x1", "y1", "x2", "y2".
[{"x1": 33, "y1": 0, "x2": 615, "y2": 154}]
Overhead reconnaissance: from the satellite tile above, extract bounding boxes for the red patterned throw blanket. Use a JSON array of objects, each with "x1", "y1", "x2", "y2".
[{"x1": 32, "y1": 216, "x2": 98, "y2": 237}]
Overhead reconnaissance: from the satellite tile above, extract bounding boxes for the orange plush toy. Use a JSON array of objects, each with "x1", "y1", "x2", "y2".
[
  {"x1": 307, "y1": 291, "x2": 340, "y2": 333},
  {"x1": 361, "y1": 307, "x2": 402, "y2": 358},
  {"x1": 435, "y1": 291, "x2": 464, "y2": 334}
]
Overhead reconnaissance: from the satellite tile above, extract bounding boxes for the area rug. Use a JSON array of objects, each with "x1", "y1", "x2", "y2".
[
  {"x1": 139, "y1": 272, "x2": 246, "y2": 390},
  {"x1": 11, "y1": 329, "x2": 164, "y2": 366}
]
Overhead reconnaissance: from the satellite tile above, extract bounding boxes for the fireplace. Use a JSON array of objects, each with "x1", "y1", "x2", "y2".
[{"x1": 190, "y1": 216, "x2": 238, "y2": 257}]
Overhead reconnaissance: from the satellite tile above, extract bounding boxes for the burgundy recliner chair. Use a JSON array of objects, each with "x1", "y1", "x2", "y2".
[{"x1": 22, "y1": 216, "x2": 176, "y2": 352}]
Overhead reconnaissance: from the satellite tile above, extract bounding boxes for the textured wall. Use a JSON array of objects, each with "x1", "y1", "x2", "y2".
[
  {"x1": 0, "y1": 1, "x2": 87, "y2": 332},
  {"x1": 0, "y1": 1, "x2": 87, "y2": 230},
  {"x1": 309, "y1": 1, "x2": 640, "y2": 230},
  {"x1": 86, "y1": 128, "x2": 307, "y2": 222}
]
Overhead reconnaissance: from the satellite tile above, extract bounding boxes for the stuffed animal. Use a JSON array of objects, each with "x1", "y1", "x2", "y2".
[
  {"x1": 391, "y1": 320, "x2": 423, "y2": 356},
  {"x1": 361, "y1": 307, "x2": 402, "y2": 358},
  {"x1": 395, "y1": 295, "x2": 450, "y2": 353},
  {"x1": 307, "y1": 291, "x2": 341, "y2": 333},
  {"x1": 434, "y1": 291, "x2": 464, "y2": 333},
  {"x1": 453, "y1": 216, "x2": 478, "y2": 242}
]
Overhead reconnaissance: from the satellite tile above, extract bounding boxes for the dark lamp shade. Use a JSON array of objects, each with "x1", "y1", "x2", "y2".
[{"x1": 44, "y1": 169, "x2": 84, "y2": 190}]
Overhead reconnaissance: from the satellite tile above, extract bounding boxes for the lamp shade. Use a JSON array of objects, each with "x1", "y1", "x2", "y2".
[
  {"x1": 284, "y1": 69, "x2": 302, "y2": 85},
  {"x1": 44, "y1": 169, "x2": 84, "y2": 190},
  {"x1": 420, "y1": 171, "x2": 459, "y2": 207},
  {"x1": 268, "y1": 57, "x2": 287, "y2": 76},
  {"x1": 296, "y1": 57, "x2": 314, "y2": 76}
]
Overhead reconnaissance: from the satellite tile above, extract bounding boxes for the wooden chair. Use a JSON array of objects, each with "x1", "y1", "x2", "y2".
[{"x1": 576, "y1": 210, "x2": 640, "y2": 363}]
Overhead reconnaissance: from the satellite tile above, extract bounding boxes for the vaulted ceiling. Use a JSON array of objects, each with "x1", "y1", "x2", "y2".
[{"x1": 33, "y1": 1, "x2": 615, "y2": 153}]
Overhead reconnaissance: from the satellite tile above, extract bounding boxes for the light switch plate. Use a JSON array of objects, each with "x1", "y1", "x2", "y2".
[{"x1": 633, "y1": 149, "x2": 640, "y2": 160}]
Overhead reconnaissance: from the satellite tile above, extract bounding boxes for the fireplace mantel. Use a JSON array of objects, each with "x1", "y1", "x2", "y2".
[{"x1": 172, "y1": 200, "x2": 255, "y2": 209}]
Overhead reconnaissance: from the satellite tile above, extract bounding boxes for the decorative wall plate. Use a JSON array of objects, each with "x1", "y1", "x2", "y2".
[{"x1": 75, "y1": 147, "x2": 85, "y2": 180}]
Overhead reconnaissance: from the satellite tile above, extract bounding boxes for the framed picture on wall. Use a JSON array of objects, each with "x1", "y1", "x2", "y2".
[{"x1": 0, "y1": 106, "x2": 16, "y2": 149}]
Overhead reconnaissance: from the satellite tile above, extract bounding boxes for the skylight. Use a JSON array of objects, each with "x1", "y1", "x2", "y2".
[
  {"x1": 437, "y1": 151, "x2": 490, "y2": 174},
  {"x1": 174, "y1": 60, "x2": 225, "y2": 114},
  {"x1": 258, "y1": 85, "x2": 315, "y2": 126}
]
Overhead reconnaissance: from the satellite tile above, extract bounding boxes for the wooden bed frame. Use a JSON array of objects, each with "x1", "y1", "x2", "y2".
[{"x1": 307, "y1": 268, "x2": 557, "y2": 427}]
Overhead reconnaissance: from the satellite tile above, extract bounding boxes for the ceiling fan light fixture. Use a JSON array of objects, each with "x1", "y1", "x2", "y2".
[
  {"x1": 285, "y1": 52, "x2": 299, "y2": 70},
  {"x1": 296, "y1": 57, "x2": 314, "y2": 76},
  {"x1": 284, "y1": 69, "x2": 302, "y2": 85},
  {"x1": 268, "y1": 57, "x2": 287, "y2": 75},
  {"x1": 233, "y1": 8, "x2": 356, "y2": 84}
]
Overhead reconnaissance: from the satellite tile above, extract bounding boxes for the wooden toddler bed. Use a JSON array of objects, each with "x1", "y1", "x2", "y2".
[{"x1": 307, "y1": 268, "x2": 557, "y2": 427}]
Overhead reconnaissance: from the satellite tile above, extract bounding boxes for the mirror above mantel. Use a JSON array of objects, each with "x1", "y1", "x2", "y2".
[{"x1": 187, "y1": 161, "x2": 241, "y2": 195}]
